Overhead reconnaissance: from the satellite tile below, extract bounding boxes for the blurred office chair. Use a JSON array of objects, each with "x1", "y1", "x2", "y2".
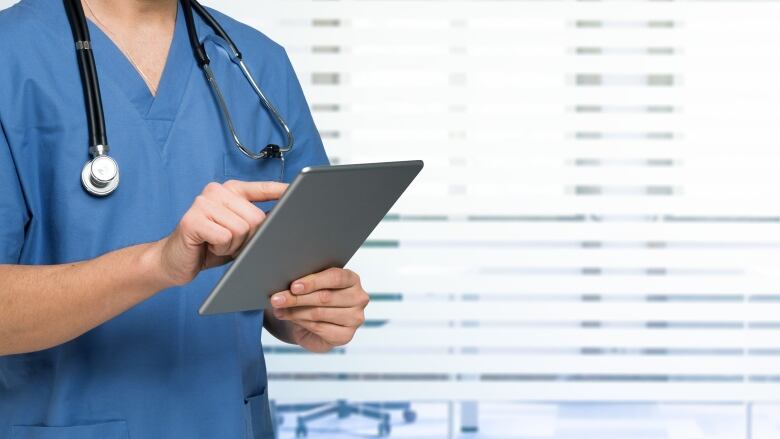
[{"x1": 272, "y1": 400, "x2": 417, "y2": 437}]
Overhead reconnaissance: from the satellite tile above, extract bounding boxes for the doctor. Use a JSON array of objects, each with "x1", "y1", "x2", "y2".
[{"x1": 0, "y1": 0, "x2": 369, "y2": 438}]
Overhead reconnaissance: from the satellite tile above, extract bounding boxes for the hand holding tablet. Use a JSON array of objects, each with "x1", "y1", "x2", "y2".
[{"x1": 199, "y1": 160, "x2": 424, "y2": 315}]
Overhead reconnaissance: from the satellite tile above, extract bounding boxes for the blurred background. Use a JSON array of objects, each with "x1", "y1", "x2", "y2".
[
  {"x1": 5, "y1": 0, "x2": 779, "y2": 437},
  {"x1": 213, "y1": 0, "x2": 780, "y2": 438}
]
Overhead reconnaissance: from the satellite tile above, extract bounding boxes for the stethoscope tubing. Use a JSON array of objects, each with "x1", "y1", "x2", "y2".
[
  {"x1": 63, "y1": 0, "x2": 108, "y2": 150},
  {"x1": 184, "y1": 0, "x2": 294, "y2": 158},
  {"x1": 64, "y1": 0, "x2": 295, "y2": 196}
]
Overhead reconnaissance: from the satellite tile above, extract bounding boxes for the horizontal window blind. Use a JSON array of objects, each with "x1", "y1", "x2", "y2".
[{"x1": 214, "y1": 0, "x2": 780, "y2": 403}]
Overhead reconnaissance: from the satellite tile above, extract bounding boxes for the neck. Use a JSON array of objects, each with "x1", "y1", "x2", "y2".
[
  {"x1": 81, "y1": 0, "x2": 179, "y2": 96},
  {"x1": 83, "y1": 0, "x2": 178, "y2": 26}
]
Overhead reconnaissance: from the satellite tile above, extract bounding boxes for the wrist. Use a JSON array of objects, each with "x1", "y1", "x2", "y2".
[{"x1": 138, "y1": 239, "x2": 178, "y2": 291}]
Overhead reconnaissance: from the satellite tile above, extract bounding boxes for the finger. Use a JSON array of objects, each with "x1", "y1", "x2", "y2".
[
  {"x1": 270, "y1": 287, "x2": 368, "y2": 310},
  {"x1": 293, "y1": 320, "x2": 356, "y2": 347},
  {"x1": 195, "y1": 196, "x2": 250, "y2": 256},
  {"x1": 180, "y1": 209, "x2": 233, "y2": 256},
  {"x1": 274, "y1": 306, "x2": 365, "y2": 328},
  {"x1": 203, "y1": 182, "x2": 266, "y2": 236},
  {"x1": 222, "y1": 180, "x2": 288, "y2": 202},
  {"x1": 291, "y1": 268, "x2": 359, "y2": 296}
]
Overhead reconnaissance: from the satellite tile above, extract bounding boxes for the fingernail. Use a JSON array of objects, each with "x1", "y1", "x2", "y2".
[
  {"x1": 271, "y1": 294, "x2": 285, "y2": 306},
  {"x1": 273, "y1": 309, "x2": 284, "y2": 319},
  {"x1": 291, "y1": 283, "x2": 304, "y2": 294}
]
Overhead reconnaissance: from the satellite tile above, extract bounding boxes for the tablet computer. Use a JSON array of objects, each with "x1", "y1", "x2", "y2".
[{"x1": 199, "y1": 160, "x2": 424, "y2": 315}]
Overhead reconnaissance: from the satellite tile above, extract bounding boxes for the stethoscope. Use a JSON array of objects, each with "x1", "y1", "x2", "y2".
[{"x1": 62, "y1": 0, "x2": 295, "y2": 197}]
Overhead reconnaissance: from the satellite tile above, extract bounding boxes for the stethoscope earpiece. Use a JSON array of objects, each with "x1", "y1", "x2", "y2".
[{"x1": 81, "y1": 154, "x2": 119, "y2": 196}]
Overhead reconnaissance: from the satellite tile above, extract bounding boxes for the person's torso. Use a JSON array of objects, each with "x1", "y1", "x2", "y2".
[{"x1": 0, "y1": 1, "x2": 314, "y2": 437}]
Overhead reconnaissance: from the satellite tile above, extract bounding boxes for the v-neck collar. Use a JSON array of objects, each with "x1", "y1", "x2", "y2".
[
  {"x1": 86, "y1": 4, "x2": 194, "y2": 123},
  {"x1": 84, "y1": 4, "x2": 197, "y2": 151}
]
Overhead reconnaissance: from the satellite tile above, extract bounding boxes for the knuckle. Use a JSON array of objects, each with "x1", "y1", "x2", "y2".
[
  {"x1": 359, "y1": 292, "x2": 370, "y2": 308},
  {"x1": 223, "y1": 179, "x2": 240, "y2": 191},
  {"x1": 310, "y1": 307, "x2": 324, "y2": 321},
  {"x1": 259, "y1": 181, "x2": 276, "y2": 194},
  {"x1": 236, "y1": 220, "x2": 250, "y2": 236},
  {"x1": 318, "y1": 290, "x2": 332, "y2": 305},
  {"x1": 249, "y1": 209, "x2": 265, "y2": 228},
  {"x1": 355, "y1": 312, "x2": 366, "y2": 327},
  {"x1": 203, "y1": 182, "x2": 222, "y2": 195},
  {"x1": 194, "y1": 194, "x2": 209, "y2": 207},
  {"x1": 216, "y1": 229, "x2": 233, "y2": 245},
  {"x1": 339, "y1": 269, "x2": 351, "y2": 285}
]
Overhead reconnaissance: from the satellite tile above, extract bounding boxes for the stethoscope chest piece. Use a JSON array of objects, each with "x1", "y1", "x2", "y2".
[{"x1": 81, "y1": 154, "x2": 119, "y2": 196}]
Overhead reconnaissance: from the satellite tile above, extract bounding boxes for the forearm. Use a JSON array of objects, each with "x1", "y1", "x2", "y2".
[
  {"x1": 0, "y1": 241, "x2": 171, "y2": 355},
  {"x1": 0, "y1": 181, "x2": 289, "y2": 356}
]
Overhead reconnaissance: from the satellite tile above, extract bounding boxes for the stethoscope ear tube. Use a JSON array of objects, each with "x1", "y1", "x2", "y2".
[
  {"x1": 180, "y1": 0, "x2": 209, "y2": 67},
  {"x1": 189, "y1": 0, "x2": 294, "y2": 161},
  {"x1": 190, "y1": 0, "x2": 241, "y2": 60}
]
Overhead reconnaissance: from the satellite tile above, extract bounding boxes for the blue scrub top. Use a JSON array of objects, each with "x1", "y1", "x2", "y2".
[{"x1": 0, "y1": 1, "x2": 328, "y2": 437}]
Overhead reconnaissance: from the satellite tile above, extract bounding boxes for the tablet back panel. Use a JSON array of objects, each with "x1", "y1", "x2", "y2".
[{"x1": 199, "y1": 160, "x2": 423, "y2": 315}]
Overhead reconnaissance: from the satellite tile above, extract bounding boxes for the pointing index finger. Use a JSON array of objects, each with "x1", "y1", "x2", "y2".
[{"x1": 224, "y1": 180, "x2": 288, "y2": 202}]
